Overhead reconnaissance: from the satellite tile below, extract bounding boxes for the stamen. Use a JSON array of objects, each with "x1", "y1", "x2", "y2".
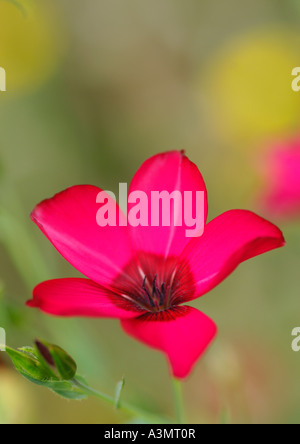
[
  {"x1": 143, "y1": 276, "x2": 155, "y2": 307},
  {"x1": 141, "y1": 275, "x2": 168, "y2": 311},
  {"x1": 152, "y1": 274, "x2": 164, "y2": 306},
  {"x1": 160, "y1": 283, "x2": 165, "y2": 306},
  {"x1": 152, "y1": 274, "x2": 157, "y2": 296}
]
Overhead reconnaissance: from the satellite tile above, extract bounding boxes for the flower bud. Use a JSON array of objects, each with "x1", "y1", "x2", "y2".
[{"x1": 35, "y1": 339, "x2": 77, "y2": 381}]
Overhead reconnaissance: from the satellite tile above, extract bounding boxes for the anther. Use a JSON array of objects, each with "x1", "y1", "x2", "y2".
[{"x1": 160, "y1": 283, "x2": 166, "y2": 305}]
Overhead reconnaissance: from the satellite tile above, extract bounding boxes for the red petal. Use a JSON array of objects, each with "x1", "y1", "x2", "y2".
[
  {"x1": 121, "y1": 306, "x2": 217, "y2": 379},
  {"x1": 128, "y1": 151, "x2": 208, "y2": 258},
  {"x1": 179, "y1": 210, "x2": 285, "y2": 301},
  {"x1": 31, "y1": 185, "x2": 134, "y2": 287},
  {"x1": 27, "y1": 278, "x2": 142, "y2": 318}
]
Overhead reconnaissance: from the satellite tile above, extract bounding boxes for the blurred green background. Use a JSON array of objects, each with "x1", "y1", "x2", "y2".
[{"x1": 0, "y1": 0, "x2": 300, "y2": 424}]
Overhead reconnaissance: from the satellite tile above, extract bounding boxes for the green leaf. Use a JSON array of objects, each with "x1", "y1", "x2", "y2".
[
  {"x1": 115, "y1": 377, "x2": 125, "y2": 409},
  {"x1": 18, "y1": 346, "x2": 39, "y2": 360},
  {"x1": 5, "y1": 346, "x2": 55, "y2": 382},
  {"x1": 27, "y1": 377, "x2": 88, "y2": 400}
]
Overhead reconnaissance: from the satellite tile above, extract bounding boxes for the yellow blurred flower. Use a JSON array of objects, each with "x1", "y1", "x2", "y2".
[
  {"x1": 0, "y1": 0, "x2": 66, "y2": 94},
  {"x1": 202, "y1": 28, "x2": 300, "y2": 147}
]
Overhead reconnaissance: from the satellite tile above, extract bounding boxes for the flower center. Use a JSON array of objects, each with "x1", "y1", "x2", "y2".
[
  {"x1": 141, "y1": 274, "x2": 170, "y2": 312},
  {"x1": 110, "y1": 253, "x2": 195, "y2": 314}
]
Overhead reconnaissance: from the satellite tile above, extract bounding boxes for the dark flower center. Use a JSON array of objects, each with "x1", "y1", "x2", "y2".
[
  {"x1": 110, "y1": 253, "x2": 195, "y2": 314},
  {"x1": 141, "y1": 274, "x2": 170, "y2": 312}
]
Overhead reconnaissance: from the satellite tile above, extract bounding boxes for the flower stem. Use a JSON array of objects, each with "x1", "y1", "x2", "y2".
[
  {"x1": 172, "y1": 378, "x2": 185, "y2": 424},
  {"x1": 72, "y1": 379, "x2": 168, "y2": 424}
]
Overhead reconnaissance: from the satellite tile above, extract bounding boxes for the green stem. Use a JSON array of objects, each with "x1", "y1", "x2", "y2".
[
  {"x1": 72, "y1": 379, "x2": 168, "y2": 424},
  {"x1": 172, "y1": 378, "x2": 185, "y2": 424}
]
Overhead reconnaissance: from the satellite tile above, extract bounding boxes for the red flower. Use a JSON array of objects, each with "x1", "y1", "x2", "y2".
[
  {"x1": 259, "y1": 137, "x2": 300, "y2": 219},
  {"x1": 27, "y1": 152, "x2": 285, "y2": 379}
]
